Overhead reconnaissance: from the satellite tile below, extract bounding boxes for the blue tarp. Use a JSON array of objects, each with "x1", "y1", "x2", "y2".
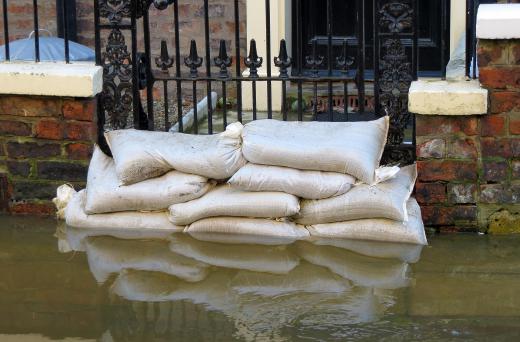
[{"x1": 0, "y1": 37, "x2": 95, "y2": 62}]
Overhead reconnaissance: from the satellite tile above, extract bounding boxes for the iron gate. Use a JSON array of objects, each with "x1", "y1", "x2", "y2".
[{"x1": 94, "y1": 0, "x2": 420, "y2": 164}]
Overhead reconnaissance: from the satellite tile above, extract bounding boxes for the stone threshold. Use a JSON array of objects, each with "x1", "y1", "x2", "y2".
[{"x1": 0, "y1": 62, "x2": 102, "y2": 98}]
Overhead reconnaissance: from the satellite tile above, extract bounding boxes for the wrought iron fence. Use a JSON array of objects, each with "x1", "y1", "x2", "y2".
[{"x1": 95, "y1": 0, "x2": 435, "y2": 164}]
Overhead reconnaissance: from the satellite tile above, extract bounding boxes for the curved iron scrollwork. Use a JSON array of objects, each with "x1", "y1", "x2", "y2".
[
  {"x1": 99, "y1": 0, "x2": 132, "y2": 24},
  {"x1": 377, "y1": 0, "x2": 415, "y2": 165},
  {"x1": 101, "y1": 29, "x2": 133, "y2": 129}
]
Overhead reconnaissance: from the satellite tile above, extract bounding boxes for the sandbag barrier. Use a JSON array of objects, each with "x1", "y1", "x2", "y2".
[{"x1": 55, "y1": 117, "x2": 427, "y2": 246}]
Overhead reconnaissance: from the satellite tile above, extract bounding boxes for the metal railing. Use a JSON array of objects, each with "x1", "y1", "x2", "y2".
[
  {"x1": 94, "y1": 0, "x2": 430, "y2": 164},
  {"x1": 1, "y1": 0, "x2": 77, "y2": 63}
]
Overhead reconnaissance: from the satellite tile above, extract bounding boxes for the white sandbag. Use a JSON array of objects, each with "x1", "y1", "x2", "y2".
[
  {"x1": 168, "y1": 185, "x2": 300, "y2": 225},
  {"x1": 53, "y1": 184, "x2": 76, "y2": 220},
  {"x1": 105, "y1": 122, "x2": 246, "y2": 185},
  {"x1": 185, "y1": 217, "x2": 309, "y2": 242},
  {"x1": 187, "y1": 231, "x2": 300, "y2": 246},
  {"x1": 85, "y1": 146, "x2": 212, "y2": 214},
  {"x1": 295, "y1": 241, "x2": 411, "y2": 289},
  {"x1": 241, "y1": 117, "x2": 389, "y2": 184},
  {"x1": 63, "y1": 225, "x2": 181, "y2": 252},
  {"x1": 169, "y1": 234, "x2": 300, "y2": 274},
  {"x1": 310, "y1": 237, "x2": 424, "y2": 263},
  {"x1": 85, "y1": 237, "x2": 209, "y2": 283},
  {"x1": 295, "y1": 164, "x2": 417, "y2": 224},
  {"x1": 228, "y1": 163, "x2": 355, "y2": 199},
  {"x1": 305, "y1": 197, "x2": 428, "y2": 245},
  {"x1": 230, "y1": 263, "x2": 351, "y2": 296},
  {"x1": 65, "y1": 190, "x2": 183, "y2": 232}
]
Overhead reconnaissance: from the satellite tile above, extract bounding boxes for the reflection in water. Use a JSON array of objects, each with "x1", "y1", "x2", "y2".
[
  {"x1": 3, "y1": 217, "x2": 520, "y2": 341},
  {"x1": 61, "y1": 224, "x2": 417, "y2": 341}
]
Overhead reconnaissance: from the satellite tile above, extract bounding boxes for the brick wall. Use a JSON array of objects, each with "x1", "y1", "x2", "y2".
[
  {"x1": 0, "y1": 96, "x2": 97, "y2": 216},
  {"x1": 416, "y1": 39, "x2": 520, "y2": 233}
]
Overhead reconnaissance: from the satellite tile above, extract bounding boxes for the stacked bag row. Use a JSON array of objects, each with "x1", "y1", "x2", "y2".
[{"x1": 58, "y1": 116, "x2": 427, "y2": 245}]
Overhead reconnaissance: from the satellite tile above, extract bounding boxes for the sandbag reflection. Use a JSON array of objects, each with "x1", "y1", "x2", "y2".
[{"x1": 60, "y1": 227, "x2": 423, "y2": 341}]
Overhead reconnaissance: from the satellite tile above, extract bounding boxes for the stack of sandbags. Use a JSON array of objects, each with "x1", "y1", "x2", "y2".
[
  {"x1": 296, "y1": 165, "x2": 427, "y2": 245},
  {"x1": 57, "y1": 116, "x2": 427, "y2": 246},
  {"x1": 61, "y1": 123, "x2": 246, "y2": 232},
  {"x1": 227, "y1": 117, "x2": 426, "y2": 245},
  {"x1": 172, "y1": 185, "x2": 310, "y2": 241}
]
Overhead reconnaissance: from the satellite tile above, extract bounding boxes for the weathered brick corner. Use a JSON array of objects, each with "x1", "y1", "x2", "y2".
[
  {"x1": 415, "y1": 39, "x2": 520, "y2": 233},
  {"x1": 0, "y1": 95, "x2": 97, "y2": 216}
]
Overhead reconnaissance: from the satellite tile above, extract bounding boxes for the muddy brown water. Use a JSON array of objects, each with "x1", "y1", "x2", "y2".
[{"x1": 1, "y1": 216, "x2": 520, "y2": 341}]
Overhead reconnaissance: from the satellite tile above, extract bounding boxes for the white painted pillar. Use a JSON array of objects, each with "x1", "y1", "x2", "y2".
[{"x1": 242, "y1": 0, "x2": 291, "y2": 112}]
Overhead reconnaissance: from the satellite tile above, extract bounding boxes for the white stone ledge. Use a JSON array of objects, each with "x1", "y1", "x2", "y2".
[
  {"x1": 0, "y1": 62, "x2": 102, "y2": 98},
  {"x1": 477, "y1": 4, "x2": 520, "y2": 40},
  {"x1": 408, "y1": 80, "x2": 488, "y2": 116}
]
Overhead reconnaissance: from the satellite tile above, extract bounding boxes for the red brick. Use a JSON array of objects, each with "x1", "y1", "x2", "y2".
[
  {"x1": 0, "y1": 120, "x2": 32, "y2": 136},
  {"x1": 511, "y1": 138, "x2": 520, "y2": 157},
  {"x1": 510, "y1": 112, "x2": 520, "y2": 134},
  {"x1": 35, "y1": 119, "x2": 63, "y2": 140},
  {"x1": 62, "y1": 99, "x2": 96, "y2": 121},
  {"x1": 447, "y1": 138, "x2": 477, "y2": 159},
  {"x1": 64, "y1": 121, "x2": 96, "y2": 141},
  {"x1": 417, "y1": 160, "x2": 477, "y2": 182},
  {"x1": 8, "y1": 201, "x2": 55, "y2": 217},
  {"x1": 66, "y1": 143, "x2": 93, "y2": 160},
  {"x1": 512, "y1": 160, "x2": 520, "y2": 179},
  {"x1": 480, "y1": 114, "x2": 506, "y2": 136},
  {"x1": 421, "y1": 205, "x2": 477, "y2": 226},
  {"x1": 490, "y1": 91, "x2": 520, "y2": 114},
  {"x1": 6, "y1": 142, "x2": 61, "y2": 159},
  {"x1": 448, "y1": 183, "x2": 477, "y2": 204},
  {"x1": 416, "y1": 116, "x2": 478, "y2": 136},
  {"x1": 480, "y1": 184, "x2": 513, "y2": 204},
  {"x1": 415, "y1": 182, "x2": 446, "y2": 204},
  {"x1": 483, "y1": 161, "x2": 509, "y2": 182},
  {"x1": 477, "y1": 40, "x2": 509, "y2": 67},
  {"x1": 481, "y1": 137, "x2": 512, "y2": 158},
  {"x1": 0, "y1": 96, "x2": 61, "y2": 117},
  {"x1": 416, "y1": 138, "x2": 445, "y2": 159},
  {"x1": 479, "y1": 67, "x2": 520, "y2": 90}
]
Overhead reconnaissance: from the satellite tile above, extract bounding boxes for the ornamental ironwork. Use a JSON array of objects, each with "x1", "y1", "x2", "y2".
[{"x1": 101, "y1": 29, "x2": 133, "y2": 129}]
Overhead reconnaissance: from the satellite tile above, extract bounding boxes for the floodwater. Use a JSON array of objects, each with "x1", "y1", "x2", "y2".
[{"x1": 2, "y1": 216, "x2": 520, "y2": 341}]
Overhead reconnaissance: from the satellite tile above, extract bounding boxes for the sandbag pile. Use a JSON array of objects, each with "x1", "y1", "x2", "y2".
[{"x1": 58, "y1": 116, "x2": 427, "y2": 245}]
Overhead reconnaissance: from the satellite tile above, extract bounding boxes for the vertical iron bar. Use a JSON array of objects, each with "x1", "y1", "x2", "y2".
[
  {"x1": 203, "y1": 0, "x2": 213, "y2": 134},
  {"x1": 2, "y1": 0, "x2": 10, "y2": 61},
  {"x1": 143, "y1": 11, "x2": 154, "y2": 130},
  {"x1": 234, "y1": 0, "x2": 242, "y2": 123},
  {"x1": 222, "y1": 81, "x2": 227, "y2": 129},
  {"x1": 357, "y1": 0, "x2": 366, "y2": 114},
  {"x1": 32, "y1": 0, "x2": 40, "y2": 62},
  {"x1": 93, "y1": 0, "x2": 106, "y2": 150},
  {"x1": 296, "y1": 0, "x2": 303, "y2": 121},
  {"x1": 265, "y1": 0, "x2": 272, "y2": 118},
  {"x1": 343, "y1": 82, "x2": 348, "y2": 119},
  {"x1": 131, "y1": 2, "x2": 139, "y2": 128},
  {"x1": 93, "y1": 0, "x2": 101, "y2": 65},
  {"x1": 327, "y1": 0, "x2": 333, "y2": 121},
  {"x1": 163, "y1": 81, "x2": 169, "y2": 131},
  {"x1": 466, "y1": 0, "x2": 471, "y2": 78},
  {"x1": 173, "y1": 0, "x2": 183, "y2": 132},
  {"x1": 373, "y1": 0, "x2": 379, "y2": 115},
  {"x1": 313, "y1": 82, "x2": 318, "y2": 119},
  {"x1": 441, "y1": 0, "x2": 447, "y2": 79},
  {"x1": 282, "y1": 80, "x2": 287, "y2": 120},
  {"x1": 192, "y1": 81, "x2": 198, "y2": 133},
  {"x1": 472, "y1": 0, "x2": 477, "y2": 79},
  {"x1": 412, "y1": 0, "x2": 418, "y2": 80},
  {"x1": 61, "y1": 0, "x2": 70, "y2": 63},
  {"x1": 252, "y1": 81, "x2": 257, "y2": 120}
]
